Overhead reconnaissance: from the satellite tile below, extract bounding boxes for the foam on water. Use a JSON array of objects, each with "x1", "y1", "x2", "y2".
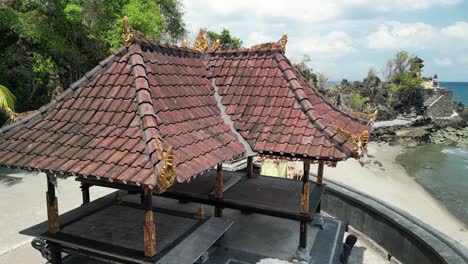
[{"x1": 441, "y1": 147, "x2": 468, "y2": 159}]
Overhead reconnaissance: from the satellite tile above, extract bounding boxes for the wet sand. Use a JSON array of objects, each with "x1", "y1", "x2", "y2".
[{"x1": 319, "y1": 142, "x2": 468, "y2": 247}]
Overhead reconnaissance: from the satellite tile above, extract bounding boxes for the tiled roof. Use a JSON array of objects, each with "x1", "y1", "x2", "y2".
[
  {"x1": 206, "y1": 47, "x2": 370, "y2": 160},
  {"x1": 0, "y1": 37, "x2": 370, "y2": 191},
  {"x1": 0, "y1": 40, "x2": 245, "y2": 190}
]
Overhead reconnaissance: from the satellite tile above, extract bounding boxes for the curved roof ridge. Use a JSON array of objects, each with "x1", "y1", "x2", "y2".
[
  {"x1": 204, "y1": 46, "x2": 283, "y2": 56},
  {"x1": 128, "y1": 43, "x2": 165, "y2": 188},
  {"x1": 0, "y1": 47, "x2": 128, "y2": 135},
  {"x1": 273, "y1": 52, "x2": 353, "y2": 158},
  {"x1": 133, "y1": 37, "x2": 202, "y2": 56}
]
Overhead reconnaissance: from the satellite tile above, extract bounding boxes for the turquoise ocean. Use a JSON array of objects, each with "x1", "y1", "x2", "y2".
[
  {"x1": 327, "y1": 81, "x2": 468, "y2": 225},
  {"x1": 398, "y1": 82, "x2": 468, "y2": 226}
]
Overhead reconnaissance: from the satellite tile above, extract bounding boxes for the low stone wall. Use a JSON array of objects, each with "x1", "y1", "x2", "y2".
[
  {"x1": 425, "y1": 89, "x2": 454, "y2": 118},
  {"x1": 322, "y1": 180, "x2": 468, "y2": 264}
]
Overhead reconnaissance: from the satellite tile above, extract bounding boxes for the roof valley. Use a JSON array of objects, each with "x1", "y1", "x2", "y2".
[{"x1": 211, "y1": 79, "x2": 252, "y2": 156}]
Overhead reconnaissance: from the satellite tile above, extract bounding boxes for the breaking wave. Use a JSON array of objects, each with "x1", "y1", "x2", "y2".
[{"x1": 441, "y1": 147, "x2": 468, "y2": 159}]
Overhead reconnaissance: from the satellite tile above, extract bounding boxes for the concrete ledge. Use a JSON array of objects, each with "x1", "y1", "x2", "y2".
[{"x1": 322, "y1": 179, "x2": 468, "y2": 264}]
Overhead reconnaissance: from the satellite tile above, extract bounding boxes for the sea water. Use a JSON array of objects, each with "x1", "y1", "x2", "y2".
[
  {"x1": 397, "y1": 144, "x2": 468, "y2": 226},
  {"x1": 440, "y1": 82, "x2": 468, "y2": 105}
]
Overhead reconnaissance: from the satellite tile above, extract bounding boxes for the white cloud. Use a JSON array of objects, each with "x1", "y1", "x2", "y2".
[
  {"x1": 441, "y1": 22, "x2": 468, "y2": 39},
  {"x1": 290, "y1": 31, "x2": 355, "y2": 59},
  {"x1": 182, "y1": 0, "x2": 466, "y2": 80},
  {"x1": 246, "y1": 32, "x2": 273, "y2": 46},
  {"x1": 184, "y1": 0, "x2": 461, "y2": 27},
  {"x1": 366, "y1": 21, "x2": 468, "y2": 50},
  {"x1": 433, "y1": 57, "x2": 452, "y2": 66}
]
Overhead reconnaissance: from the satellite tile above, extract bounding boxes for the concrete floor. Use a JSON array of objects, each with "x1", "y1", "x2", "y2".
[
  {"x1": 0, "y1": 168, "x2": 113, "y2": 263},
  {"x1": 0, "y1": 168, "x2": 388, "y2": 264}
]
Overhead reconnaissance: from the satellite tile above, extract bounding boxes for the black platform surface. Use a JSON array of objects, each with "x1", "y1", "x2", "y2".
[
  {"x1": 21, "y1": 193, "x2": 232, "y2": 264},
  {"x1": 23, "y1": 193, "x2": 345, "y2": 264},
  {"x1": 164, "y1": 170, "x2": 326, "y2": 221}
]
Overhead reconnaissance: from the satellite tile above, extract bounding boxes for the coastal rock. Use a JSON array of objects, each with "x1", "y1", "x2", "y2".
[
  {"x1": 430, "y1": 126, "x2": 468, "y2": 148},
  {"x1": 394, "y1": 125, "x2": 432, "y2": 147}
]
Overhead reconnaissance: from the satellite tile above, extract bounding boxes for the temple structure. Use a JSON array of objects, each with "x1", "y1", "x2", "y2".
[{"x1": 0, "y1": 18, "x2": 372, "y2": 263}]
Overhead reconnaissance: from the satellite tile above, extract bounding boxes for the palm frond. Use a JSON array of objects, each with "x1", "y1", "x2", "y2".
[{"x1": 0, "y1": 84, "x2": 16, "y2": 111}]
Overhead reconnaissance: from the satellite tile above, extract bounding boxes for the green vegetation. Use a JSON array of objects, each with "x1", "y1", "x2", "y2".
[
  {"x1": 0, "y1": 84, "x2": 15, "y2": 111},
  {"x1": 322, "y1": 51, "x2": 424, "y2": 119},
  {"x1": 206, "y1": 29, "x2": 243, "y2": 50},
  {"x1": 292, "y1": 55, "x2": 328, "y2": 93},
  {"x1": 0, "y1": 0, "x2": 185, "y2": 123}
]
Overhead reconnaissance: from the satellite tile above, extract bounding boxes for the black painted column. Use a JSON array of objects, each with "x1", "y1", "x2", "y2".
[
  {"x1": 80, "y1": 182, "x2": 90, "y2": 205},
  {"x1": 215, "y1": 163, "x2": 223, "y2": 217},
  {"x1": 49, "y1": 241, "x2": 62, "y2": 264},
  {"x1": 299, "y1": 160, "x2": 311, "y2": 249}
]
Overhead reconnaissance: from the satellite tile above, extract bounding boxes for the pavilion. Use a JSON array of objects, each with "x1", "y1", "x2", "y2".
[{"x1": 0, "y1": 17, "x2": 372, "y2": 263}]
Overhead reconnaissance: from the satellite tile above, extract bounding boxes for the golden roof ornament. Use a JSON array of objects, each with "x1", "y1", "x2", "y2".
[
  {"x1": 193, "y1": 28, "x2": 209, "y2": 52},
  {"x1": 121, "y1": 16, "x2": 134, "y2": 47},
  {"x1": 329, "y1": 125, "x2": 370, "y2": 159},
  {"x1": 4, "y1": 107, "x2": 34, "y2": 123},
  {"x1": 159, "y1": 146, "x2": 176, "y2": 189},
  {"x1": 278, "y1": 33, "x2": 287, "y2": 53},
  {"x1": 182, "y1": 39, "x2": 189, "y2": 49},
  {"x1": 250, "y1": 33, "x2": 288, "y2": 53},
  {"x1": 211, "y1": 39, "x2": 221, "y2": 50},
  {"x1": 348, "y1": 109, "x2": 378, "y2": 125}
]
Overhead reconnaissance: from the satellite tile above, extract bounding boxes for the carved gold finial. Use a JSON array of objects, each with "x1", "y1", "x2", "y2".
[
  {"x1": 211, "y1": 39, "x2": 221, "y2": 50},
  {"x1": 330, "y1": 125, "x2": 371, "y2": 159},
  {"x1": 277, "y1": 33, "x2": 287, "y2": 53},
  {"x1": 182, "y1": 39, "x2": 189, "y2": 49},
  {"x1": 193, "y1": 28, "x2": 209, "y2": 52},
  {"x1": 158, "y1": 146, "x2": 176, "y2": 189},
  {"x1": 121, "y1": 16, "x2": 134, "y2": 47},
  {"x1": 5, "y1": 107, "x2": 34, "y2": 123},
  {"x1": 250, "y1": 33, "x2": 288, "y2": 52}
]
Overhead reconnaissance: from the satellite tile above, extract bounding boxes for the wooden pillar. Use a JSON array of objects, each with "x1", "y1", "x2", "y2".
[
  {"x1": 80, "y1": 182, "x2": 90, "y2": 205},
  {"x1": 299, "y1": 160, "x2": 310, "y2": 250},
  {"x1": 46, "y1": 173, "x2": 59, "y2": 234},
  {"x1": 143, "y1": 189, "x2": 156, "y2": 257},
  {"x1": 317, "y1": 161, "x2": 324, "y2": 185},
  {"x1": 247, "y1": 156, "x2": 255, "y2": 178},
  {"x1": 215, "y1": 163, "x2": 223, "y2": 217}
]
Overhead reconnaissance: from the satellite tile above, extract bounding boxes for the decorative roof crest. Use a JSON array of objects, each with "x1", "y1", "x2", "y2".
[
  {"x1": 250, "y1": 33, "x2": 288, "y2": 53},
  {"x1": 329, "y1": 125, "x2": 369, "y2": 159},
  {"x1": 121, "y1": 16, "x2": 134, "y2": 47},
  {"x1": 182, "y1": 29, "x2": 220, "y2": 51},
  {"x1": 193, "y1": 28, "x2": 209, "y2": 51}
]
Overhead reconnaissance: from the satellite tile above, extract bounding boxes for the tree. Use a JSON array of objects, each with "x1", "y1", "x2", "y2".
[
  {"x1": 206, "y1": 29, "x2": 242, "y2": 50},
  {"x1": 387, "y1": 70, "x2": 423, "y2": 113},
  {"x1": 383, "y1": 51, "x2": 412, "y2": 80},
  {"x1": 0, "y1": 0, "x2": 186, "y2": 120},
  {"x1": 292, "y1": 55, "x2": 317, "y2": 87},
  {"x1": 0, "y1": 84, "x2": 15, "y2": 112}
]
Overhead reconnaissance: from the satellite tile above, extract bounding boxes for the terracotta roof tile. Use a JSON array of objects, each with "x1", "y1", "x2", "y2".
[{"x1": 0, "y1": 37, "x2": 371, "y2": 191}]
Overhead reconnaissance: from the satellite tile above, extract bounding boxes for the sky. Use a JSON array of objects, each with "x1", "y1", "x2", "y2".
[{"x1": 182, "y1": 0, "x2": 468, "y2": 82}]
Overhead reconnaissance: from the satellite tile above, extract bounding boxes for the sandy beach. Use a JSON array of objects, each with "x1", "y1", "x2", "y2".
[{"x1": 319, "y1": 142, "x2": 468, "y2": 247}]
